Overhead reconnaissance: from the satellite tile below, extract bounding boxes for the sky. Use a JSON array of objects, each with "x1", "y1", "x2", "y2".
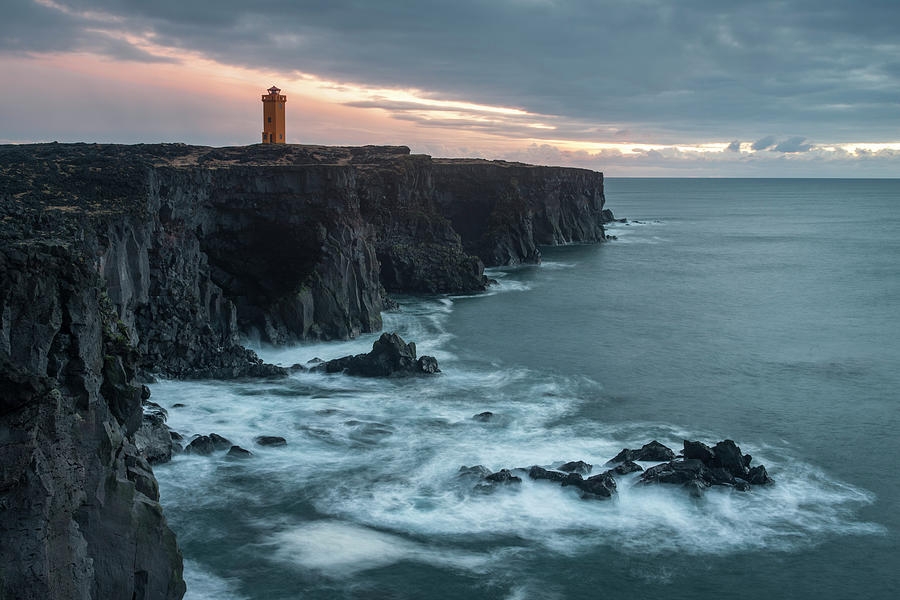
[{"x1": 1, "y1": 0, "x2": 898, "y2": 176}]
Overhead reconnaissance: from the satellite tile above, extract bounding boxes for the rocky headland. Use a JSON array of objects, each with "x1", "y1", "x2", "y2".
[{"x1": 0, "y1": 142, "x2": 609, "y2": 599}]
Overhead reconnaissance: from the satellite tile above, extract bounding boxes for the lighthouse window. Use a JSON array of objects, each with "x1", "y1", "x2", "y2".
[{"x1": 267, "y1": 117, "x2": 272, "y2": 123}]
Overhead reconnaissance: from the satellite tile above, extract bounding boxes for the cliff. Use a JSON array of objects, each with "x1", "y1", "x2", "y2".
[{"x1": 0, "y1": 142, "x2": 606, "y2": 599}]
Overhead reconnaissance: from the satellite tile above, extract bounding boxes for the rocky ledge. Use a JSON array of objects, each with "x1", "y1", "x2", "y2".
[{"x1": 0, "y1": 142, "x2": 608, "y2": 600}]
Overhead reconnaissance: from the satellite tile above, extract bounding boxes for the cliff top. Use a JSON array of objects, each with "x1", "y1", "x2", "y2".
[{"x1": 0, "y1": 143, "x2": 600, "y2": 245}]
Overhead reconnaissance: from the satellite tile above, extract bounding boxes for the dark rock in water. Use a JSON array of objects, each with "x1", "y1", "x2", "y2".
[
  {"x1": 185, "y1": 433, "x2": 232, "y2": 455},
  {"x1": 140, "y1": 384, "x2": 152, "y2": 400},
  {"x1": 710, "y1": 440, "x2": 750, "y2": 478},
  {"x1": 528, "y1": 466, "x2": 567, "y2": 482},
  {"x1": 319, "y1": 332, "x2": 440, "y2": 377},
  {"x1": 636, "y1": 440, "x2": 676, "y2": 461},
  {"x1": 172, "y1": 403, "x2": 186, "y2": 408},
  {"x1": 226, "y1": 445, "x2": 252, "y2": 458},
  {"x1": 484, "y1": 469, "x2": 522, "y2": 484},
  {"x1": 683, "y1": 440, "x2": 716, "y2": 463},
  {"x1": 608, "y1": 460, "x2": 643, "y2": 475},
  {"x1": 641, "y1": 459, "x2": 712, "y2": 489},
  {"x1": 579, "y1": 472, "x2": 617, "y2": 499},
  {"x1": 747, "y1": 465, "x2": 774, "y2": 485},
  {"x1": 472, "y1": 411, "x2": 494, "y2": 422},
  {"x1": 640, "y1": 438, "x2": 774, "y2": 492},
  {"x1": 417, "y1": 355, "x2": 440, "y2": 374},
  {"x1": 607, "y1": 440, "x2": 675, "y2": 464},
  {"x1": 288, "y1": 363, "x2": 306, "y2": 373},
  {"x1": 601, "y1": 208, "x2": 616, "y2": 222},
  {"x1": 560, "y1": 472, "x2": 585, "y2": 487},
  {"x1": 458, "y1": 465, "x2": 492, "y2": 480},
  {"x1": 559, "y1": 471, "x2": 616, "y2": 499},
  {"x1": 255, "y1": 435, "x2": 287, "y2": 447},
  {"x1": 169, "y1": 431, "x2": 184, "y2": 442},
  {"x1": 558, "y1": 460, "x2": 593, "y2": 475}
]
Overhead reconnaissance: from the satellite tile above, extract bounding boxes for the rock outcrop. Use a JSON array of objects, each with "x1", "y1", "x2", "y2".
[{"x1": 318, "y1": 332, "x2": 439, "y2": 377}]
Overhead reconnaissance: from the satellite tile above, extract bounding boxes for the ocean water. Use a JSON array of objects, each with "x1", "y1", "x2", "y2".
[{"x1": 152, "y1": 178, "x2": 900, "y2": 600}]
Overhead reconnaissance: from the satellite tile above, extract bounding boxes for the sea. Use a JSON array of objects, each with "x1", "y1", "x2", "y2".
[{"x1": 152, "y1": 178, "x2": 900, "y2": 600}]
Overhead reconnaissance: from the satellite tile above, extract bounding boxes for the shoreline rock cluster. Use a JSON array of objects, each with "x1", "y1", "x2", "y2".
[{"x1": 461, "y1": 439, "x2": 773, "y2": 502}]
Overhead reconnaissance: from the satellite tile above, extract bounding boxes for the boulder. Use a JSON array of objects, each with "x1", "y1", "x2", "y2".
[
  {"x1": 528, "y1": 466, "x2": 567, "y2": 482},
  {"x1": 579, "y1": 472, "x2": 617, "y2": 499},
  {"x1": 607, "y1": 440, "x2": 675, "y2": 464},
  {"x1": 608, "y1": 460, "x2": 643, "y2": 475},
  {"x1": 683, "y1": 440, "x2": 715, "y2": 463},
  {"x1": 318, "y1": 332, "x2": 440, "y2": 377},
  {"x1": 472, "y1": 411, "x2": 494, "y2": 422},
  {"x1": 747, "y1": 465, "x2": 774, "y2": 485},
  {"x1": 710, "y1": 440, "x2": 750, "y2": 478},
  {"x1": 226, "y1": 445, "x2": 252, "y2": 458},
  {"x1": 254, "y1": 435, "x2": 287, "y2": 447},
  {"x1": 558, "y1": 460, "x2": 593, "y2": 475},
  {"x1": 185, "y1": 433, "x2": 232, "y2": 455}
]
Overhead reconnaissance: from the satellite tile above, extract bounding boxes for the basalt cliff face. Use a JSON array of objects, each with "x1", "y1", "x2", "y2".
[{"x1": 0, "y1": 143, "x2": 606, "y2": 599}]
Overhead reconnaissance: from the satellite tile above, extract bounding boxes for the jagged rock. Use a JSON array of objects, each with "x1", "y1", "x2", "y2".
[
  {"x1": 528, "y1": 466, "x2": 568, "y2": 482},
  {"x1": 579, "y1": 473, "x2": 617, "y2": 499},
  {"x1": 226, "y1": 445, "x2": 252, "y2": 458},
  {"x1": 558, "y1": 460, "x2": 593, "y2": 475},
  {"x1": 640, "y1": 439, "x2": 774, "y2": 493},
  {"x1": 140, "y1": 384, "x2": 152, "y2": 400},
  {"x1": 607, "y1": 440, "x2": 676, "y2": 464},
  {"x1": 748, "y1": 465, "x2": 774, "y2": 485},
  {"x1": 683, "y1": 440, "x2": 716, "y2": 463},
  {"x1": 472, "y1": 411, "x2": 494, "y2": 421},
  {"x1": 608, "y1": 460, "x2": 643, "y2": 475},
  {"x1": 484, "y1": 469, "x2": 522, "y2": 484},
  {"x1": 254, "y1": 436, "x2": 287, "y2": 447},
  {"x1": 319, "y1": 333, "x2": 439, "y2": 377}
]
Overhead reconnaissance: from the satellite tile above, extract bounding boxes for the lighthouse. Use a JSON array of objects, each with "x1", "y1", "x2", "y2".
[{"x1": 261, "y1": 86, "x2": 286, "y2": 144}]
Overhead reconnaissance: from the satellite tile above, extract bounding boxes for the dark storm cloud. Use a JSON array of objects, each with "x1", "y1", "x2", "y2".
[
  {"x1": 5, "y1": 0, "x2": 900, "y2": 141},
  {"x1": 726, "y1": 141, "x2": 741, "y2": 152},
  {"x1": 751, "y1": 136, "x2": 777, "y2": 151}
]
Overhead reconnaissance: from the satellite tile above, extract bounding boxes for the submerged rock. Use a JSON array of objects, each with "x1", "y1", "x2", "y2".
[
  {"x1": 472, "y1": 411, "x2": 494, "y2": 422},
  {"x1": 458, "y1": 465, "x2": 492, "y2": 480},
  {"x1": 254, "y1": 435, "x2": 287, "y2": 447},
  {"x1": 318, "y1": 332, "x2": 440, "y2": 377},
  {"x1": 226, "y1": 445, "x2": 253, "y2": 458},
  {"x1": 484, "y1": 469, "x2": 522, "y2": 484}
]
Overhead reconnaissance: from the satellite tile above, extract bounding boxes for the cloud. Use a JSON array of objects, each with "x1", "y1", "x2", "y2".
[
  {"x1": 773, "y1": 136, "x2": 813, "y2": 153},
  {"x1": 2, "y1": 1, "x2": 899, "y2": 144},
  {"x1": 726, "y1": 140, "x2": 741, "y2": 152},
  {"x1": 751, "y1": 135, "x2": 777, "y2": 151}
]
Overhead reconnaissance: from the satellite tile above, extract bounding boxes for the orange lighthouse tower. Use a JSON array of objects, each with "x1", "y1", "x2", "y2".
[{"x1": 261, "y1": 85, "x2": 286, "y2": 144}]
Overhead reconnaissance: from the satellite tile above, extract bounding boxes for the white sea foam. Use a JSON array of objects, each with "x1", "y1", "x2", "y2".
[{"x1": 267, "y1": 521, "x2": 488, "y2": 576}]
